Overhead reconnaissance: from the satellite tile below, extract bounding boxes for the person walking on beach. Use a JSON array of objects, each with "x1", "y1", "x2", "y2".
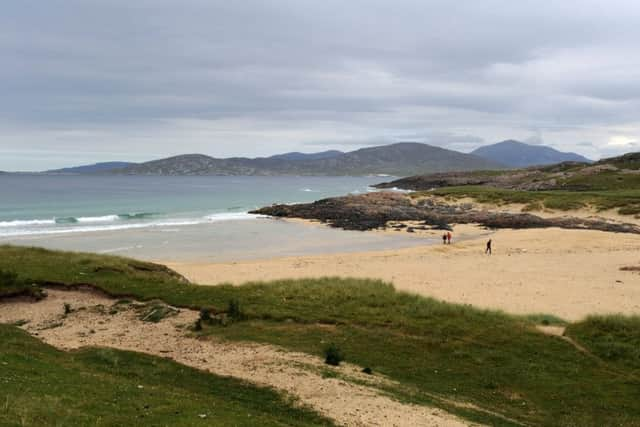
[
  {"x1": 485, "y1": 239, "x2": 492, "y2": 255},
  {"x1": 447, "y1": 231, "x2": 452, "y2": 245},
  {"x1": 442, "y1": 233, "x2": 447, "y2": 244}
]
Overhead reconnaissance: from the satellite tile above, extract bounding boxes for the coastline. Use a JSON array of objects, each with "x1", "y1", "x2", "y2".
[
  {"x1": 2, "y1": 216, "x2": 430, "y2": 263},
  {"x1": 166, "y1": 224, "x2": 640, "y2": 321}
]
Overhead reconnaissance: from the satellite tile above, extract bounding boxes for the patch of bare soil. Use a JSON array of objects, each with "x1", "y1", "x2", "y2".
[{"x1": 0, "y1": 289, "x2": 478, "y2": 427}]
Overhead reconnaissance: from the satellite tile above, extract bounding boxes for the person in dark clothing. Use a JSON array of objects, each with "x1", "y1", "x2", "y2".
[
  {"x1": 485, "y1": 239, "x2": 492, "y2": 255},
  {"x1": 442, "y1": 233, "x2": 447, "y2": 244}
]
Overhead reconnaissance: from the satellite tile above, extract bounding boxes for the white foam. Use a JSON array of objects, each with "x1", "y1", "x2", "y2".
[
  {"x1": 0, "y1": 219, "x2": 56, "y2": 227},
  {"x1": 0, "y1": 211, "x2": 264, "y2": 238},
  {"x1": 204, "y1": 212, "x2": 263, "y2": 222},
  {"x1": 76, "y1": 214, "x2": 120, "y2": 223},
  {"x1": 388, "y1": 187, "x2": 414, "y2": 193},
  {"x1": 0, "y1": 220, "x2": 201, "y2": 237}
]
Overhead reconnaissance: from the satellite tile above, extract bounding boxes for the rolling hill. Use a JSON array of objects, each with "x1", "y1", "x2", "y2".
[
  {"x1": 267, "y1": 150, "x2": 343, "y2": 161},
  {"x1": 111, "y1": 143, "x2": 503, "y2": 176},
  {"x1": 471, "y1": 140, "x2": 591, "y2": 167},
  {"x1": 46, "y1": 161, "x2": 136, "y2": 174}
]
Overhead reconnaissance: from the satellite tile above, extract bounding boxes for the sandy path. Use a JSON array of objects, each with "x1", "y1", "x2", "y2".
[
  {"x1": 0, "y1": 289, "x2": 476, "y2": 427},
  {"x1": 167, "y1": 227, "x2": 640, "y2": 321}
]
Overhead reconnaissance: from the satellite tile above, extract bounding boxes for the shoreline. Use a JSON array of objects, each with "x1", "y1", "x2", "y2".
[{"x1": 2, "y1": 216, "x2": 430, "y2": 263}]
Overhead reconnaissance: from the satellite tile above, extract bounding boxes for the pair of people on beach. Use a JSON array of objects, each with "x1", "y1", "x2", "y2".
[{"x1": 441, "y1": 230, "x2": 492, "y2": 254}]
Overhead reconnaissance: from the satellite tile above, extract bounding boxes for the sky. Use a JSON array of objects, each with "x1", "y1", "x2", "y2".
[{"x1": 2, "y1": 0, "x2": 640, "y2": 170}]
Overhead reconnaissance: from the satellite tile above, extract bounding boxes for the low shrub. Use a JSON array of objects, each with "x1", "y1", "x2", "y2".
[
  {"x1": 227, "y1": 299, "x2": 246, "y2": 321},
  {"x1": 199, "y1": 308, "x2": 212, "y2": 322},
  {"x1": 324, "y1": 343, "x2": 344, "y2": 366}
]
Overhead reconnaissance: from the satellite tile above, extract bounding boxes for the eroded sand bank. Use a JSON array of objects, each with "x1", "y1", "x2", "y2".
[{"x1": 0, "y1": 289, "x2": 476, "y2": 427}]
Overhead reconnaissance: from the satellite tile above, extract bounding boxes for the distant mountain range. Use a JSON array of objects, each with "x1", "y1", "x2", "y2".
[
  {"x1": 106, "y1": 143, "x2": 501, "y2": 176},
  {"x1": 21, "y1": 140, "x2": 597, "y2": 177},
  {"x1": 47, "y1": 162, "x2": 137, "y2": 174},
  {"x1": 267, "y1": 150, "x2": 343, "y2": 161},
  {"x1": 471, "y1": 140, "x2": 591, "y2": 167}
]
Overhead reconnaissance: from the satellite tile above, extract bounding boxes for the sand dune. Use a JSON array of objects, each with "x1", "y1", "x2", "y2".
[{"x1": 0, "y1": 289, "x2": 474, "y2": 427}]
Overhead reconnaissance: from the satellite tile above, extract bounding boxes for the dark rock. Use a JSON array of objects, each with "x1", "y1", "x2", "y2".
[{"x1": 251, "y1": 192, "x2": 640, "y2": 235}]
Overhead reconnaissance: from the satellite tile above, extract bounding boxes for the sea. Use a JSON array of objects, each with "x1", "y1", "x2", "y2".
[{"x1": 0, "y1": 175, "x2": 427, "y2": 262}]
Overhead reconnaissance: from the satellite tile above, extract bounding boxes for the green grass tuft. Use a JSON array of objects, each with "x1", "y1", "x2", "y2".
[{"x1": 137, "y1": 301, "x2": 179, "y2": 323}]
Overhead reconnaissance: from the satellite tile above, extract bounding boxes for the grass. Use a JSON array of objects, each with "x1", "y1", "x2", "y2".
[
  {"x1": 2, "y1": 245, "x2": 640, "y2": 426},
  {"x1": 0, "y1": 269, "x2": 46, "y2": 300},
  {"x1": 522, "y1": 313, "x2": 568, "y2": 327},
  {"x1": 419, "y1": 185, "x2": 640, "y2": 215},
  {"x1": 0, "y1": 324, "x2": 332, "y2": 426},
  {"x1": 137, "y1": 300, "x2": 180, "y2": 323},
  {"x1": 566, "y1": 315, "x2": 640, "y2": 372},
  {"x1": 561, "y1": 171, "x2": 640, "y2": 191}
]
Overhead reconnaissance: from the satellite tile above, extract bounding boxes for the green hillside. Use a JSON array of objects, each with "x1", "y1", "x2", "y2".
[{"x1": 2, "y1": 246, "x2": 640, "y2": 426}]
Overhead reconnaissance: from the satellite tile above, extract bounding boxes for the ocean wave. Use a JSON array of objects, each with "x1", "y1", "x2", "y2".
[
  {"x1": 77, "y1": 215, "x2": 121, "y2": 223},
  {"x1": 117, "y1": 212, "x2": 156, "y2": 220},
  {"x1": 2, "y1": 213, "x2": 158, "y2": 228},
  {"x1": 0, "y1": 211, "x2": 264, "y2": 237},
  {"x1": 0, "y1": 220, "x2": 203, "y2": 237},
  {"x1": 0, "y1": 219, "x2": 56, "y2": 227},
  {"x1": 55, "y1": 217, "x2": 79, "y2": 224}
]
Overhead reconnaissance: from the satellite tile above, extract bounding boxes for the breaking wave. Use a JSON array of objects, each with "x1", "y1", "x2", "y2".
[{"x1": 0, "y1": 211, "x2": 263, "y2": 237}]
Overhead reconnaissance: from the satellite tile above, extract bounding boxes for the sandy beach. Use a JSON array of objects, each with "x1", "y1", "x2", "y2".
[{"x1": 167, "y1": 222, "x2": 640, "y2": 322}]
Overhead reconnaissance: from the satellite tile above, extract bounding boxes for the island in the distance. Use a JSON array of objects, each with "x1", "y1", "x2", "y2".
[{"x1": 39, "y1": 140, "x2": 592, "y2": 177}]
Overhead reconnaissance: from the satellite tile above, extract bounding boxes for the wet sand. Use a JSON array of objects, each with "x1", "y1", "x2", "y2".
[{"x1": 2, "y1": 217, "x2": 430, "y2": 262}]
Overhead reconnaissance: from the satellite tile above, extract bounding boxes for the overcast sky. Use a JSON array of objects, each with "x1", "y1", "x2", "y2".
[{"x1": 2, "y1": 0, "x2": 640, "y2": 170}]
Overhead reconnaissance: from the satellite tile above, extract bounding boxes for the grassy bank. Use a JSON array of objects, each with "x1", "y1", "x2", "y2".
[
  {"x1": 0, "y1": 325, "x2": 331, "y2": 426},
  {"x1": 566, "y1": 315, "x2": 640, "y2": 372},
  {"x1": 2, "y1": 245, "x2": 640, "y2": 426},
  {"x1": 418, "y1": 186, "x2": 640, "y2": 215}
]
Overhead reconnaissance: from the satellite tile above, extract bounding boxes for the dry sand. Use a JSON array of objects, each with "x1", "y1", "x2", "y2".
[
  {"x1": 167, "y1": 224, "x2": 640, "y2": 321},
  {"x1": 0, "y1": 289, "x2": 477, "y2": 427}
]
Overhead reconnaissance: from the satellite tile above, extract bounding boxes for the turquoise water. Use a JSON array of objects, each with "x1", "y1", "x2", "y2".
[
  {"x1": 0, "y1": 175, "x2": 426, "y2": 260},
  {"x1": 0, "y1": 175, "x2": 383, "y2": 237}
]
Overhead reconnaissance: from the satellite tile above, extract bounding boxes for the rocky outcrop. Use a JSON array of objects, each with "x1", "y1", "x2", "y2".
[{"x1": 252, "y1": 192, "x2": 640, "y2": 234}]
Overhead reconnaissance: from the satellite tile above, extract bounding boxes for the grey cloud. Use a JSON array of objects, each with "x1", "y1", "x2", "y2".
[
  {"x1": 524, "y1": 135, "x2": 545, "y2": 146},
  {"x1": 2, "y1": 1, "x2": 640, "y2": 169}
]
